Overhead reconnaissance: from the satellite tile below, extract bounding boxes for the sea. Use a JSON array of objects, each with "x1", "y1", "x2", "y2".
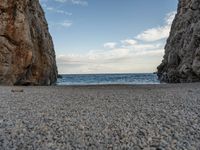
[{"x1": 57, "y1": 73, "x2": 160, "y2": 85}]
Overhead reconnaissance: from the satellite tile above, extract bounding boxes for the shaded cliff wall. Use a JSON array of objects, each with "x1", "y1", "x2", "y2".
[{"x1": 157, "y1": 0, "x2": 200, "y2": 83}]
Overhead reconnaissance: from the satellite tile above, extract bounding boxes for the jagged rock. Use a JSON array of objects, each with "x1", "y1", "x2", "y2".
[
  {"x1": 157, "y1": 0, "x2": 200, "y2": 83},
  {"x1": 0, "y1": 0, "x2": 57, "y2": 85}
]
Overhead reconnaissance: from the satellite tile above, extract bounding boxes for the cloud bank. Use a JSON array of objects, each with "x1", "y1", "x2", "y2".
[
  {"x1": 136, "y1": 12, "x2": 176, "y2": 42},
  {"x1": 56, "y1": 11, "x2": 176, "y2": 74}
]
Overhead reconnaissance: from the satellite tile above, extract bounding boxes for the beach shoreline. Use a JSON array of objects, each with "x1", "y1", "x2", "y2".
[{"x1": 0, "y1": 83, "x2": 199, "y2": 149}]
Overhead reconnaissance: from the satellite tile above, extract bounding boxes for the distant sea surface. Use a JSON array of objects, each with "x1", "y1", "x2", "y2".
[{"x1": 57, "y1": 73, "x2": 160, "y2": 85}]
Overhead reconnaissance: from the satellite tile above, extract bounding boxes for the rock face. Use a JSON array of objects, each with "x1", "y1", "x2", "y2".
[
  {"x1": 0, "y1": 0, "x2": 57, "y2": 85},
  {"x1": 157, "y1": 0, "x2": 200, "y2": 83}
]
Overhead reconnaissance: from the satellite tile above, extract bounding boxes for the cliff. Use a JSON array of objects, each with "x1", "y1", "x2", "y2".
[
  {"x1": 0, "y1": 0, "x2": 57, "y2": 85},
  {"x1": 157, "y1": 0, "x2": 200, "y2": 83}
]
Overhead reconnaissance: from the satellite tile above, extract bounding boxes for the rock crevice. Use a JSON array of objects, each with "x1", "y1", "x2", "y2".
[
  {"x1": 0, "y1": 0, "x2": 57, "y2": 85},
  {"x1": 158, "y1": 0, "x2": 200, "y2": 83}
]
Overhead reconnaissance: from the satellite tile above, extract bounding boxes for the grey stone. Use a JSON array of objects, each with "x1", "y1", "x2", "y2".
[{"x1": 157, "y1": 0, "x2": 200, "y2": 83}]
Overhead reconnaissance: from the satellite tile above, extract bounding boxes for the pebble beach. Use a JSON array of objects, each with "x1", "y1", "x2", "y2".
[{"x1": 0, "y1": 84, "x2": 200, "y2": 149}]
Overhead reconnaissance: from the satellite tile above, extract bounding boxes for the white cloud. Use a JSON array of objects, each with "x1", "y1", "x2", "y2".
[
  {"x1": 50, "y1": 20, "x2": 73, "y2": 28},
  {"x1": 40, "y1": 0, "x2": 88, "y2": 6},
  {"x1": 121, "y1": 39, "x2": 137, "y2": 46},
  {"x1": 40, "y1": 0, "x2": 88, "y2": 29},
  {"x1": 165, "y1": 11, "x2": 176, "y2": 25},
  {"x1": 60, "y1": 20, "x2": 73, "y2": 27},
  {"x1": 55, "y1": 11, "x2": 176, "y2": 73},
  {"x1": 57, "y1": 41, "x2": 164, "y2": 74},
  {"x1": 54, "y1": 0, "x2": 88, "y2": 6},
  {"x1": 103, "y1": 42, "x2": 117, "y2": 49},
  {"x1": 42, "y1": 4, "x2": 72, "y2": 16},
  {"x1": 136, "y1": 26, "x2": 170, "y2": 42},
  {"x1": 135, "y1": 11, "x2": 176, "y2": 42}
]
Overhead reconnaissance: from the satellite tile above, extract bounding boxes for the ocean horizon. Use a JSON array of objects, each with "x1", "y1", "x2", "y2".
[{"x1": 57, "y1": 73, "x2": 160, "y2": 85}]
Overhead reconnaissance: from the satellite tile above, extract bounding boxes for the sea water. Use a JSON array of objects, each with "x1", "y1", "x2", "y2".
[{"x1": 57, "y1": 73, "x2": 160, "y2": 85}]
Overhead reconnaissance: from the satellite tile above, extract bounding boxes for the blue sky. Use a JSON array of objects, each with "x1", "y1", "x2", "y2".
[{"x1": 40, "y1": 0, "x2": 178, "y2": 74}]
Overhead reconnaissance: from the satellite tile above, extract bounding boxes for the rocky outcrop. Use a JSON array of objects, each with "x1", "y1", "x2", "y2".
[
  {"x1": 0, "y1": 0, "x2": 57, "y2": 85},
  {"x1": 157, "y1": 0, "x2": 200, "y2": 83}
]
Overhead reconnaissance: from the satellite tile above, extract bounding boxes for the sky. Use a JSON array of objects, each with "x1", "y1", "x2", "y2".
[{"x1": 39, "y1": 0, "x2": 178, "y2": 74}]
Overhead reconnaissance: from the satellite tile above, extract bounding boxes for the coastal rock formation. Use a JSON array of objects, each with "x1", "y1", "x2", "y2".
[
  {"x1": 157, "y1": 0, "x2": 200, "y2": 83},
  {"x1": 0, "y1": 0, "x2": 57, "y2": 85}
]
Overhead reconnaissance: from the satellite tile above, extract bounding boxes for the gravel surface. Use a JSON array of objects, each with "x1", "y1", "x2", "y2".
[{"x1": 0, "y1": 84, "x2": 200, "y2": 149}]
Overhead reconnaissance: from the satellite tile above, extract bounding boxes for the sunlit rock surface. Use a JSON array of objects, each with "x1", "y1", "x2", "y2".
[{"x1": 0, "y1": 0, "x2": 57, "y2": 85}]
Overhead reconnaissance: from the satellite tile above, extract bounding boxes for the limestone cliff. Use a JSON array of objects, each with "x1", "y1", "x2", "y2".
[
  {"x1": 0, "y1": 0, "x2": 57, "y2": 85},
  {"x1": 157, "y1": 0, "x2": 200, "y2": 83}
]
